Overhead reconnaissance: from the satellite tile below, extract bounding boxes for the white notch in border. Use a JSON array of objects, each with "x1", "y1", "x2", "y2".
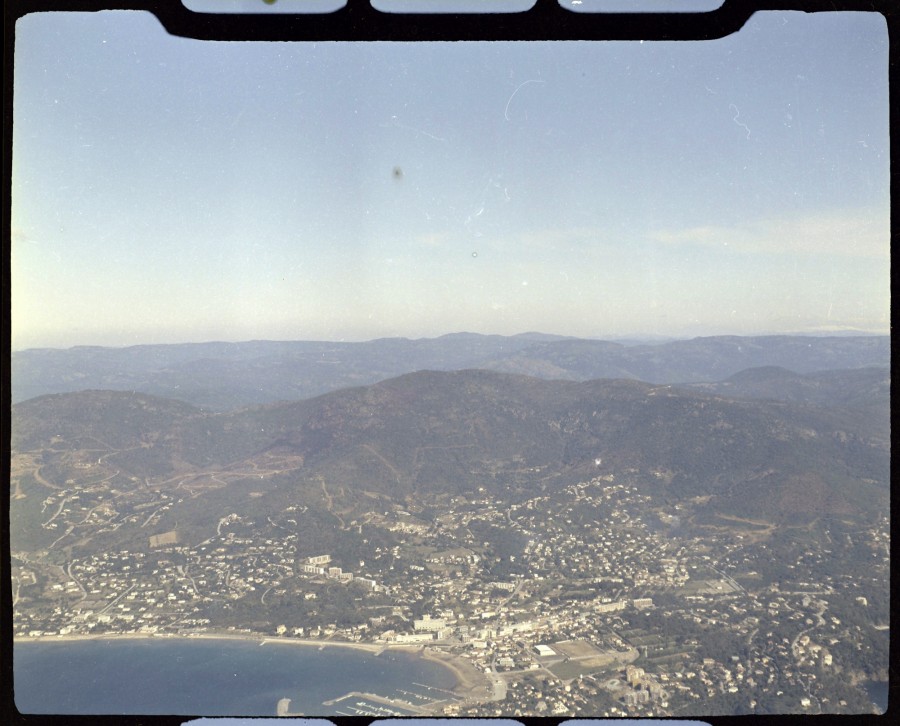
[
  {"x1": 181, "y1": 0, "x2": 348, "y2": 14},
  {"x1": 561, "y1": 0, "x2": 725, "y2": 13},
  {"x1": 372, "y1": 1, "x2": 537, "y2": 13}
]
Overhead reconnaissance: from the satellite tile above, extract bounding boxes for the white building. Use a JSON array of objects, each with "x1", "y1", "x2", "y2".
[
  {"x1": 394, "y1": 632, "x2": 435, "y2": 644},
  {"x1": 413, "y1": 615, "x2": 447, "y2": 632}
]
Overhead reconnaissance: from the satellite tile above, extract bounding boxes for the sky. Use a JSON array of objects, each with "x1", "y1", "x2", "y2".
[{"x1": 11, "y1": 9, "x2": 890, "y2": 349}]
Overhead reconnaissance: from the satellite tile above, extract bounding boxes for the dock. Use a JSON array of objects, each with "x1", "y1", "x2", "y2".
[
  {"x1": 275, "y1": 697, "x2": 303, "y2": 717},
  {"x1": 321, "y1": 691, "x2": 424, "y2": 716}
]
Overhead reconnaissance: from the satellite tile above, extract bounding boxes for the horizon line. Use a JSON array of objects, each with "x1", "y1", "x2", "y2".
[{"x1": 11, "y1": 327, "x2": 891, "y2": 354}]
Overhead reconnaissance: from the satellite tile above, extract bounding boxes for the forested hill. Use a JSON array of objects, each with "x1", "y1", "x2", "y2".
[{"x1": 12, "y1": 368, "x2": 889, "y2": 529}]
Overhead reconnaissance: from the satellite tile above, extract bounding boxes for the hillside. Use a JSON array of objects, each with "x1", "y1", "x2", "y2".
[
  {"x1": 10, "y1": 369, "x2": 889, "y2": 558},
  {"x1": 684, "y1": 365, "x2": 889, "y2": 409},
  {"x1": 482, "y1": 335, "x2": 890, "y2": 384}
]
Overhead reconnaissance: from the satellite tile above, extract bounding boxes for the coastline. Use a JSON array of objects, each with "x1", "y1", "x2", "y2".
[
  {"x1": 16, "y1": 631, "x2": 380, "y2": 652},
  {"x1": 414, "y1": 646, "x2": 492, "y2": 700},
  {"x1": 14, "y1": 632, "x2": 491, "y2": 705}
]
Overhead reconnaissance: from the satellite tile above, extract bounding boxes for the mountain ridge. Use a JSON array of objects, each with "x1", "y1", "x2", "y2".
[
  {"x1": 11, "y1": 333, "x2": 890, "y2": 411},
  {"x1": 11, "y1": 368, "x2": 889, "y2": 538}
]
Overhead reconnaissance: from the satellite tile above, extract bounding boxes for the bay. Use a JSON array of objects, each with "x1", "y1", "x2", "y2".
[
  {"x1": 863, "y1": 680, "x2": 888, "y2": 714},
  {"x1": 13, "y1": 637, "x2": 459, "y2": 716}
]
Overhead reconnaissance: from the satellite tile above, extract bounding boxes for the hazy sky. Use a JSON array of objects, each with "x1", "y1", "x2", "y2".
[{"x1": 11, "y1": 9, "x2": 890, "y2": 349}]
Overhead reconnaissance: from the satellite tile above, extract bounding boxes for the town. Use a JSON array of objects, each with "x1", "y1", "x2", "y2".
[{"x1": 12, "y1": 469, "x2": 888, "y2": 716}]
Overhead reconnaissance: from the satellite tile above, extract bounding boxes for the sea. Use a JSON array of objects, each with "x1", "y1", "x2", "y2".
[
  {"x1": 863, "y1": 680, "x2": 888, "y2": 715},
  {"x1": 13, "y1": 637, "x2": 460, "y2": 716}
]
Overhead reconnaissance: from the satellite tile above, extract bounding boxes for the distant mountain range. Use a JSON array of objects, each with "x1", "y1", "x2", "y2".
[
  {"x1": 684, "y1": 366, "x2": 890, "y2": 412},
  {"x1": 12, "y1": 333, "x2": 891, "y2": 411}
]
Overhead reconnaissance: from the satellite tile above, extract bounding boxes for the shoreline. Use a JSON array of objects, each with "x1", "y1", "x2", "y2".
[
  {"x1": 414, "y1": 645, "x2": 492, "y2": 700},
  {"x1": 15, "y1": 631, "x2": 378, "y2": 651},
  {"x1": 14, "y1": 631, "x2": 491, "y2": 705}
]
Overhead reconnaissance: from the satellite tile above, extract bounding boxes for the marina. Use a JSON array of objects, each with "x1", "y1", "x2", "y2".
[
  {"x1": 319, "y1": 682, "x2": 466, "y2": 716},
  {"x1": 322, "y1": 691, "x2": 422, "y2": 716}
]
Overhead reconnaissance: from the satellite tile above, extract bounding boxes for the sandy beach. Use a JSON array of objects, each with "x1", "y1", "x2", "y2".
[{"x1": 415, "y1": 646, "x2": 492, "y2": 699}]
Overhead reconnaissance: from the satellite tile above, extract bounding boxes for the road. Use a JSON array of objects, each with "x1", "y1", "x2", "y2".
[
  {"x1": 177, "y1": 564, "x2": 201, "y2": 597},
  {"x1": 67, "y1": 561, "x2": 88, "y2": 598},
  {"x1": 790, "y1": 598, "x2": 827, "y2": 658},
  {"x1": 97, "y1": 583, "x2": 137, "y2": 615},
  {"x1": 709, "y1": 565, "x2": 746, "y2": 594},
  {"x1": 41, "y1": 496, "x2": 69, "y2": 527}
]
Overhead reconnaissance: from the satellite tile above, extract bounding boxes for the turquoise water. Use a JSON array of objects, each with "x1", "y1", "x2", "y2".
[{"x1": 13, "y1": 638, "x2": 458, "y2": 716}]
